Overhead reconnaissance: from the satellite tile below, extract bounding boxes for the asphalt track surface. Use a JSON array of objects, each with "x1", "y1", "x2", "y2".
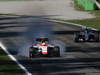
[{"x1": 0, "y1": 16, "x2": 100, "y2": 75}]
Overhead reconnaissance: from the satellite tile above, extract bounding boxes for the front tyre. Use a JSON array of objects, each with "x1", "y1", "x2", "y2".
[{"x1": 54, "y1": 46, "x2": 60, "y2": 57}]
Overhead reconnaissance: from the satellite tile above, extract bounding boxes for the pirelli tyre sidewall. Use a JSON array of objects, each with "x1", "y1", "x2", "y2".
[
  {"x1": 54, "y1": 46, "x2": 60, "y2": 57},
  {"x1": 29, "y1": 47, "x2": 35, "y2": 57}
]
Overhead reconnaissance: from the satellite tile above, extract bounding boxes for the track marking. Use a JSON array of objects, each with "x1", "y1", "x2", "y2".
[
  {"x1": 0, "y1": 42, "x2": 32, "y2": 75},
  {"x1": 51, "y1": 20, "x2": 97, "y2": 31}
]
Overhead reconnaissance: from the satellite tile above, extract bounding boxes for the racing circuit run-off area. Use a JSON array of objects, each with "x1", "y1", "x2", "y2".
[{"x1": 0, "y1": 0, "x2": 100, "y2": 75}]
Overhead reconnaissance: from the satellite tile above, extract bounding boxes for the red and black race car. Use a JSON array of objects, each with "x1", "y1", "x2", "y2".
[{"x1": 29, "y1": 38, "x2": 60, "y2": 57}]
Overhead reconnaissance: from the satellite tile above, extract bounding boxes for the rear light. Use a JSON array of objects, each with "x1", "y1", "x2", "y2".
[{"x1": 30, "y1": 53, "x2": 32, "y2": 57}]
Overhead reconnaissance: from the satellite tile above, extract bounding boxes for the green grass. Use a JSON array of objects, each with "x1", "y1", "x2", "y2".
[
  {"x1": 73, "y1": 0, "x2": 100, "y2": 16},
  {"x1": 0, "y1": 13, "x2": 23, "y2": 17},
  {"x1": 0, "y1": 0, "x2": 24, "y2": 1},
  {"x1": 0, "y1": 48, "x2": 25, "y2": 75},
  {"x1": 53, "y1": 0, "x2": 100, "y2": 30},
  {"x1": 54, "y1": 18, "x2": 100, "y2": 30},
  {"x1": 73, "y1": 0, "x2": 85, "y2": 11},
  {"x1": 0, "y1": 0, "x2": 44, "y2": 1}
]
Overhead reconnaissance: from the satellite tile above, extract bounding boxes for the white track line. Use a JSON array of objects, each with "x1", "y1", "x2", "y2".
[
  {"x1": 0, "y1": 42, "x2": 32, "y2": 75},
  {"x1": 51, "y1": 20, "x2": 97, "y2": 31}
]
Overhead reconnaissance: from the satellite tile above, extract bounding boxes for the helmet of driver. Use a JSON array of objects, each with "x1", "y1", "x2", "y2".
[{"x1": 42, "y1": 42, "x2": 46, "y2": 46}]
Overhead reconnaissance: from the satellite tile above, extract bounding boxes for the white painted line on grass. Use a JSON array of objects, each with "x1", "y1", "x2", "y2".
[
  {"x1": 51, "y1": 20, "x2": 97, "y2": 31},
  {"x1": 0, "y1": 42, "x2": 32, "y2": 75}
]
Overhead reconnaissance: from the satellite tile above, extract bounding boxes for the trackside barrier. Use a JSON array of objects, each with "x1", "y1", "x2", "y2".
[{"x1": 77, "y1": 0, "x2": 97, "y2": 10}]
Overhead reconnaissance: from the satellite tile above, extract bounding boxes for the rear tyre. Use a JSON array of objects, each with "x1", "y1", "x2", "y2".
[
  {"x1": 29, "y1": 47, "x2": 35, "y2": 57},
  {"x1": 95, "y1": 32, "x2": 99, "y2": 42},
  {"x1": 54, "y1": 46, "x2": 60, "y2": 57},
  {"x1": 74, "y1": 33, "x2": 79, "y2": 42}
]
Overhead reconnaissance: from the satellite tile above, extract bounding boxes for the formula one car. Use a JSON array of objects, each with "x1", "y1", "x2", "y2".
[
  {"x1": 29, "y1": 38, "x2": 60, "y2": 57},
  {"x1": 74, "y1": 27, "x2": 99, "y2": 42}
]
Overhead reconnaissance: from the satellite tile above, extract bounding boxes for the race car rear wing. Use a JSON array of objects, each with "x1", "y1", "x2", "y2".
[{"x1": 36, "y1": 38, "x2": 49, "y2": 41}]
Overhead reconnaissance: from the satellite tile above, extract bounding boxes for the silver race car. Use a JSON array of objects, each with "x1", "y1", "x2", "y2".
[
  {"x1": 29, "y1": 38, "x2": 60, "y2": 57},
  {"x1": 74, "y1": 27, "x2": 99, "y2": 42}
]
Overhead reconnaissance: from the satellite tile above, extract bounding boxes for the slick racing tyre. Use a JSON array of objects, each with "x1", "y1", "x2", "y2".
[
  {"x1": 95, "y1": 32, "x2": 99, "y2": 42},
  {"x1": 74, "y1": 33, "x2": 79, "y2": 42},
  {"x1": 29, "y1": 47, "x2": 35, "y2": 57},
  {"x1": 54, "y1": 46, "x2": 60, "y2": 57}
]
